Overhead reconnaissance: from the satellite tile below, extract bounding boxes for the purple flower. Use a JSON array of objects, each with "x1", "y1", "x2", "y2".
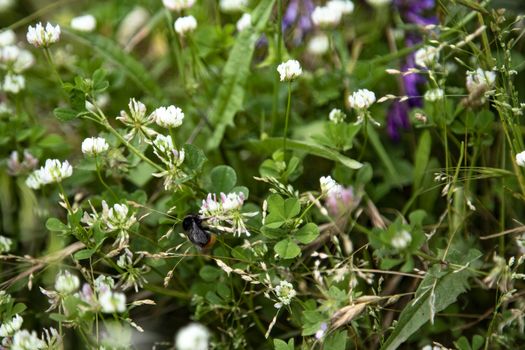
[
  {"x1": 387, "y1": 101, "x2": 410, "y2": 141},
  {"x1": 282, "y1": 0, "x2": 315, "y2": 45}
]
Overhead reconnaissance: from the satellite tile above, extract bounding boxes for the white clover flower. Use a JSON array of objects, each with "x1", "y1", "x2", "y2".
[
  {"x1": 199, "y1": 192, "x2": 254, "y2": 237},
  {"x1": 107, "y1": 203, "x2": 136, "y2": 231},
  {"x1": 421, "y1": 346, "x2": 441, "y2": 350},
  {"x1": 174, "y1": 16, "x2": 197, "y2": 36},
  {"x1": 424, "y1": 88, "x2": 444, "y2": 102},
  {"x1": 320, "y1": 175, "x2": 343, "y2": 197},
  {"x1": 152, "y1": 105, "x2": 184, "y2": 128},
  {"x1": 277, "y1": 59, "x2": 302, "y2": 82},
  {"x1": 25, "y1": 171, "x2": 43, "y2": 189},
  {"x1": 466, "y1": 68, "x2": 496, "y2": 94},
  {"x1": 2, "y1": 73, "x2": 25, "y2": 93},
  {"x1": 0, "y1": 0, "x2": 13, "y2": 11},
  {"x1": 516, "y1": 151, "x2": 525, "y2": 167},
  {"x1": 55, "y1": 271, "x2": 80, "y2": 294},
  {"x1": 12, "y1": 50, "x2": 34, "y2": 73},
  {"x1": 0, "y1": 235, "x2": 13, "y2": 253},
  {"x1": 0, "y1": 314, "x2": 23, "y2": 337},
  {"x1": 81, "y1": 137, "x2": 109, "y2": 156},
  {"x1": 0, "y1": 29, "x2": 16, "y2": 46},
  {"x1": 162, "y1": 0, "x2": 195, "y2": 11},
  {"x1": 175, "y1": 323, "x2": 210, "y2": 350},
  {"x1": 117, "y1": 98, "x2": 156, "y2": 141},
  {"x1": 307, "y1": 34, "x2": 329, "y2": 55},
  {"x1": 329, "y1": 108, "x2": 346, "y2": 124},
  {"x1": 327, "y1": 0, "x2": 355, "y2": 15},
  {"x1": 26, "y1": 22, "x2": 61, "y2": 48},
  {"x1": 414, "y1": 46, "x2": 439, "y2": 68},
  {"x1": 366, "y1": 0, "x2": 392, "y2": 6},
  {"x1": 99, "y1": 290, "x2": 126, "y2": 313},
  {"x1": 35, "y1": 159, "x2": 73, "y2": 185},
  {"x1": 311, "y1": 6, "x2": 342, "y2": 28},
  {"x1": 151, "y1": 134, "x2": 185, "y2": 167},
  {"x1": 95, "y1": 275, "x2": 116, "y2": 293},
  {"x1": 11, "y1": 329, "x2": 46, "y2": 349},
  {"x1": 273, "y1": 280, "x2": 296, "y2": 308},
  {"x1": 348, "y1": 89, "x2": 376, "y2": 110},
  {"x1": 236, "y1": 13, "x2": 252, "y2": 32},
  {"x1": 391, "y1": 230, "x2": 412, "y2": 249},
  {"x1": 70, "y1": 14, "x2": 96, "y2": 32},
  {"x1": 220, "y1": 0, "x2": 248, "y2": 12}
]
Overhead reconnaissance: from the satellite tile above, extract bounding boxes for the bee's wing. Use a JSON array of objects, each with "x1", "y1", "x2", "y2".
[{"x1": 188, "y1": 221, "x2": 210, "y2": 247}]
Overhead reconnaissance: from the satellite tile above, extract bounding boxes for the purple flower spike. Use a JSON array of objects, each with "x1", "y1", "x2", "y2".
[{"x1": 387, "y1": 101, "x2": 410, "y2": 141}]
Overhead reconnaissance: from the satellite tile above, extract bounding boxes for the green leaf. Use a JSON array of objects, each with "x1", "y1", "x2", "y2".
[
  {"x1": 380, "y1": 250, "x2": 481, "y2": 350},
  {"x1": 367, "y1": 126, "x2": 401, "y2": 185},
  {"x1": 199, "y1": 266, "x2": 221, "y2": 282},
  {"x1": 183, "y1": 143, "x2": 207, "y2": 173},
  {"x1": 413, "y1": 130, "x2": 431, "y2": 191},
  {"x1": 206, "y1": 0, "x2": 276, "y2": 149},
  {"x1": 274, "y1": 239, "x2": 301, "y2": 259},
  {"x1": 295, "y1": 223, "x2": 319, "y2": 244},
  {"x1": 265, "y1": 194, "x2": 300, "y2": 229},
  {"x1": 65, "y1": 29, "x2": 165, "y2": 101},
  {"x1": 324, "y1": 331, "x2": 347, "y2": 350},
  {"x1": 209, "y1": 165, "x2": 237, "y2": 193},
  {"x1": 54, "y1": 107, "x2": 78, "y2": 121},
  {"x1": 45, "y1": 218, "x2": 68, "y2": 232},
  {"x1": 50, "y1": 313, "x2": 68, "y2": 322},
  {"x1": 247, "y1": 138, "x2": 362, "y2": 170},
  {"x1": 274, "y1": 338, "x2": 294, "y2": 350},
  {"x1": 73, "y1": 249, "x2": 95, "y2": 260}
]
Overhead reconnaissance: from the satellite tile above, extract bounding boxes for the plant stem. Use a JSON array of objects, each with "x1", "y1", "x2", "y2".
[
  {"x1": 270, "y1": 0, "x2": 283, "y2": 135},
  {"x1": 43, "y1": 47, "x2": 63, "y2": 86},
  {"x1": 282, "y1": 82, "x2": 292, "y2": 154}
]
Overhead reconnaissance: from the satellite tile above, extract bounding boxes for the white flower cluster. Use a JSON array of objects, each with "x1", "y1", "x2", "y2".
[
  {"x1": 312, "y1": 0, "x2": 354, "y2": 28},
  {"x1": 516, "y1": 151, "x2": 525, "y2": 167},
  {"x1": 150, "y1": 134, "x2": 186, "y2": 190},
  {"x1": 54, "y1": 270, "x2": 80, "y2": 294},
  {"x1": 236, "y1": 13, "x2": 252, "y2": 32},
  {"x1": 424, "y1": 88, "x2": 444, "y2": 102},
  {"x1": 117, "y1": 98, "x2": 157, "y2": 141},
  {"x1": 0, "y1": 30, "x2": 34, "y2": 94},
  {"x1": 348, "y1": 89, "x2": 376, "y2": 110},
  {"x1": 307, "y1": 34, "x2": 329, "y2": 56},
  {"x1": 220, "y1": 0, "x2": 248, "y2": 12},
  {"x1": 77, "y1": 275, "x2": 127, "y2": 314},
  {"x1": 152, "y1": 105, "x2": 185, "y2": 129},
  {"x1": 414, "y1": 45, "x2": 439, "y2": 68},
  {"x1": 199, "y1": 192, "x2": 255, "y2": 236},
  {"x1": 163, "y1": 0, "x2": 195, "y2": 11},
  {"x1": 25, "y1": 159, "x2": 73, "y2": 190},
  {"x1": 174, "y1": 16, "x2": 197, "y2": 36},
  {"x1": 391, "y1": 229, "x2": 412, "y2": 249},
  {"x1": 328, "y1": 108, "x2": 346, "y2": 124},
  {"x1": 70, "y1": 14, "x2": 97, "y2": 32},
  {"x1": 175, "y1": 323, "x2": 210, "y2": 350},
  {"x1": 0, "y1": 235, "x2": 12, "y2": 253},
  {"x1": 81, "y1": 136, "x2": 109, "y2": 156},
  {"x1": 273, "y1": 280, "x2": 297, "y2": 308},
  {"x1": 81, "y1": 201, "x2": 137, "y2": 249},
  {"x1": 0, "y1": 314, "x2": 23, "y2": 337},
  {"x1": 466, "y1": 68, "x2": 496, "y2": 94},
  {"x1": 0, "y1": 313, "x2": 59, "y2": 350},
  {"x1": 277, "y1": 59, "x2": 302, "y2": 82},
  {"x1": 26, "y1": 22, "x2": 61, "y2": 48},
  {"x1": 319, "y1": 175, "x2": 343, "y2": 197}
]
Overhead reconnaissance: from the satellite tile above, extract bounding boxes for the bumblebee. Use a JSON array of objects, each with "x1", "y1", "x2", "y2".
[{"x1": 182, "y1": 214, "x2": 216, "y2": 250}]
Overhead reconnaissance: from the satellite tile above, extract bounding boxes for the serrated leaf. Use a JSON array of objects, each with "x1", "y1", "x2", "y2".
[
  {"x1": 274, "y1": 239, "x2": 301, "y2": 259},
  {"x1": 295, "y1": 223, "x2": 319, "y2": 244},
  {"x1": 380, "y1": 249, "x2": 481, "y2": 350},
  {"x1": 206, "y1": 0, "x2": 276, "y2": 149},
  {"x1": 54, "y1": 107, "x2": 78, "y2": 121},
  {"x1": 246, "y1": 138, "x2": 362, "y2": 170}
]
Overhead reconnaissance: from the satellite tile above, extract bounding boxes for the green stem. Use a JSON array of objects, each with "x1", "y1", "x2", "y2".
[
  {"x1": 57, "y1": 182, "x2": 72, "y2": 214},
  {"x1": 270, "y1": 0, "x2": 283, "y2": 135},
  {"x1": 95, "y1": 157, "x2": 117, "y2": 201},
  {"x1": 43, "y1": 47, "x2": 63, "y2": 86},
  {"x1": 282, "y1": 82, "x2": 292, "y2": 154}
]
